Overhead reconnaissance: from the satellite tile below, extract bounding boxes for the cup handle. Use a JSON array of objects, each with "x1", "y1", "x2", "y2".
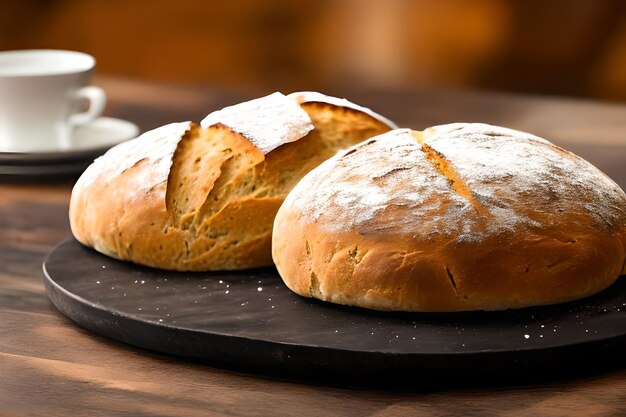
[{"x1": 68, "y1": 86, "x2": 107, "y2": 127}]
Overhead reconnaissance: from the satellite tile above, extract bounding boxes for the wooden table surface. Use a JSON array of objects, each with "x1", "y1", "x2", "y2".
[{"x1": 1, "y1": 78, "x2": 625, "y2": 417}]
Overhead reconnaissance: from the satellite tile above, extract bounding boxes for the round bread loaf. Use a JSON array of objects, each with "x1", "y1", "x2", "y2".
[
  {"x1": 272, "y1": 123, "x2": 626, "y2": 311},
  {"x1": 69, "y1": 92, "x2": 395, "y2": 271}
]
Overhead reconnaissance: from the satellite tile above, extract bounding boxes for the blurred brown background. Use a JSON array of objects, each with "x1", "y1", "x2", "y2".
[{"x1": 2, "y1": 0, "x2": 626, "y2": 101}]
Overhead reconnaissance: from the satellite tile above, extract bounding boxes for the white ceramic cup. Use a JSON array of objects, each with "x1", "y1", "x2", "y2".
[{"x1": 0, "y1": 50, "x2": 106, "y2": 152}]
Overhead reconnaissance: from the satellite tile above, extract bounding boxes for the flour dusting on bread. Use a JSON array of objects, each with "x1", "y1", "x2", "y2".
[
  {"x1": 273, "y1": 122, "x2": 626, "y2": 311},
  {"x1": 75, "y1": 121, "x2": 192, "y2": 193},
  {"x1": 286, "y1": 124, "x2": 626, "y2": 242},
  {"x1": 201, "y1": 92, "x2": 314, "y2": 154},
  {"x1": 289, "y1": 91, "x2": 399, "y2": 129},
  {"x1": 70, "y1": 92, "x2": 395, "y2": 271},
  {"x1": 425, "y1": 123, "x2": 626, "y2": 232}
]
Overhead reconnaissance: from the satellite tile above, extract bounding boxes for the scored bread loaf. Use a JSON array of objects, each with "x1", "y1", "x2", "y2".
[
  {"x1": 69, "y1": 92, "x2": 396, "y2": 270},
  {"x1": 272, "y1": 123, "x2": 626, "y2": 312}
]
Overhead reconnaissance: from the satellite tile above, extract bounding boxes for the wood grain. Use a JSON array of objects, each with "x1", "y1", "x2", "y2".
[{"x1": 1, "y1": 80, "x2": 625, "y2": 416}]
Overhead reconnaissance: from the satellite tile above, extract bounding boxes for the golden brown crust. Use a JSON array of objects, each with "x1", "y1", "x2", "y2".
[
  {"x1": 274, "y1": 218, "x2": 625, "y2": 311},
  {"x1": 69, "y1": 92, "x2": 394, "y2": 271},
  {"x1": 272, "y1": 124, "x2": 626, "y2": 311}
]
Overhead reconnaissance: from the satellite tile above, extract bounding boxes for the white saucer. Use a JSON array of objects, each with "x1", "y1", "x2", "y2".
[{"x1": 0, "y1": 117, "x2": 139, "y2": 164}]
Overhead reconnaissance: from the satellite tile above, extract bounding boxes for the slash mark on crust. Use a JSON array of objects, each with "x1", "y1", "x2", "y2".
[
  {"x1": 310, "y1": 271, "x2": 322, "y2": 298},
  {"x1": 411, "y1": 131, "x2": 492, "y2": 218},
  {"x1": 445, "y1": 266, "x2": 458, "y2": 294}
]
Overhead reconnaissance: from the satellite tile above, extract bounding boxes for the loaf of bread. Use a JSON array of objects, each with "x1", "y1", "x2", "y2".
[
  {"x1": 69, "y1": 92, "x2": 396, "y2": 270},
  {"x1": 272, "y1": 123, "x2": 626, "y2": 311}
]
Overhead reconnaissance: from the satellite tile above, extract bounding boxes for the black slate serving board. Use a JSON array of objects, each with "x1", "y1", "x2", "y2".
[{"x1": 43, "y1": 238, "x2": 626, "y2": 381}]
